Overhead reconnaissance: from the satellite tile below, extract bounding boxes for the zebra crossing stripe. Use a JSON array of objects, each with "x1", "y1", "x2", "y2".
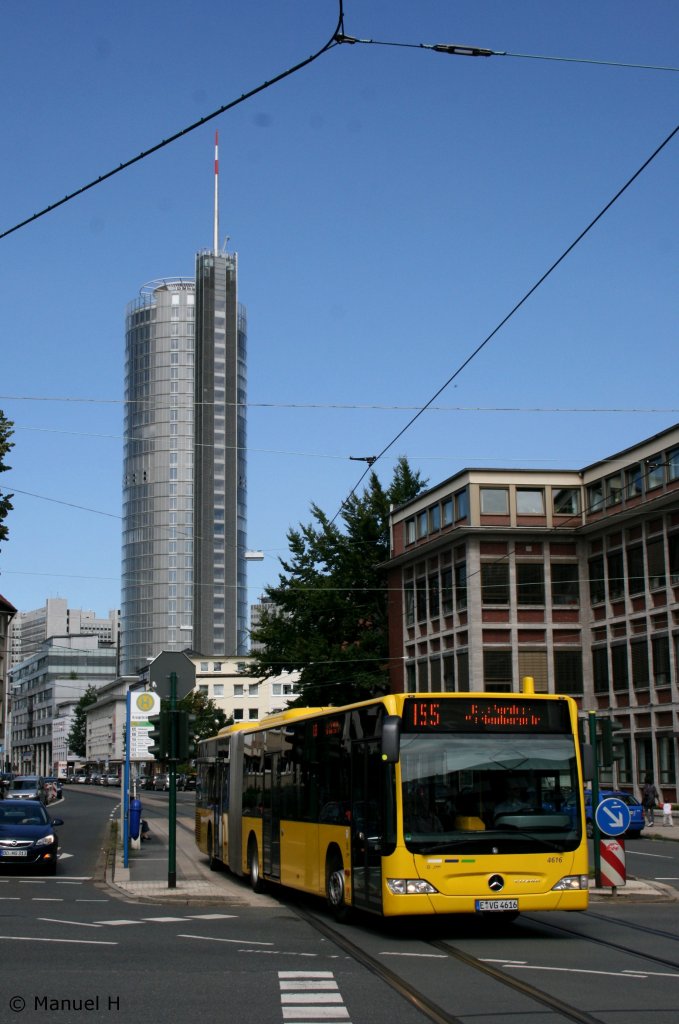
[{"x1": 278, "y1": 971, "x2": 350, "y2": 1022}]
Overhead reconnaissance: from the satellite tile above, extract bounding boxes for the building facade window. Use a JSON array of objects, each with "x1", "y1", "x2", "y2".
[
  {"x1": 589, "y1": 556, "x2": 605, "y2": 604},
  {"x1": 553, "y1": 488, "x2": 580, "y2": 515},
  {"x1": 481, "y1": 563, "x2": 510, "y2": 604},
  {"x1": 611, "y1": 644, "x2": 629, "y2": 692},
  {"x1": 652, "y1": 635, "x2": 670, "y2": 687},
  {"x1": 587, "y1": 481, "x2": 604, "y2": 513},
  {"x1": 607, "y1": 550, "x2": 624, "y2": 601},
  {"x1": 626, "y1": 545, "x2": 645, "y2": 596},
  {"x1": 483, "y1": 650, "x2": 512, "y2": 691},
  {"x1": 551, "y1": 563, "x2": 579, "y2": 605},
  {"x1": 516, "y1": 489, "x2": 544, "y2": 514},
  {"x1": 554, "y1": 650, "x2": 583, "y2": 694},
  {"x1": 455, "y1": 489, "x2": 468, "y2": 520},
  {"x1": 516, "y1": 563, "x2": 544, "y2": 605},
  {"x1": 441, "y1": 568, "x2": 453, "y2": 615},
  {"x1": 592, "y1": 647, "x2": 609, "y2": 693},
  {"x1": 480, "y1": 488, "x2": 509, "y2": 515},
  {"x1": 630, "y1": 638, "x2": 649, "y2": 690}
]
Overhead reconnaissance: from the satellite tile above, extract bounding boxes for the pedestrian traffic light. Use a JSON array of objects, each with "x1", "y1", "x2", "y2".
[
  {"x1": 176, "y1": 711, "x2": 197, "y2": 761},
  {"x1": 148, "y1": 710, "x2": 171, "y2": 761},
  {"x1": 600, "y1": 717, "x2": 625, "y2": 766}
]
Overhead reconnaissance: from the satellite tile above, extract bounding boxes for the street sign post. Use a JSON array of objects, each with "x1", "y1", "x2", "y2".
[
  {"x1": 595, "y1": 796, "x2": 631, "y2": 837},
  {"x1": 148, "y1": 651, "x2": 195, "y2": 701}
]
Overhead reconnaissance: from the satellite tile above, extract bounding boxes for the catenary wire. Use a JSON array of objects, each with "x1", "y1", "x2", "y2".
[
  {"x1": 334, "y1": 122, "x2": 679, "y2": 519},
  {"x1": 336, "y1": 33, "x2": 679, "y2": 72},
  {"x1": 0, "y1": 2, "x2": 346, "y2": 242}
]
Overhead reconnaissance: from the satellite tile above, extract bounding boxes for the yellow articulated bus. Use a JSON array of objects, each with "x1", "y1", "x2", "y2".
[{"x1": 195, "y1": 682, "x2": 591, "y2": 920}]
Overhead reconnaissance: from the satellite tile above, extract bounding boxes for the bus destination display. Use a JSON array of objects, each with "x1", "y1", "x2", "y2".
[{"x1": 403, "y1": 698, "x2": 570, "y2": 734}]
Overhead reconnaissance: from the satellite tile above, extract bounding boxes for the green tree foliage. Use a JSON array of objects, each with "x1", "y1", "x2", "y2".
[
  {"x1": 250, "y1": 457, "x2": 426, "y2": 706},
  {"x1": 68, "y1": 685, "x2": 100, "y2": 758},
  {"x1": 0, "y1": 411, "x2": 14, "y2": 550},
  {"x1": 177, "y1": 688, "x2": 228, "y2": 741}
]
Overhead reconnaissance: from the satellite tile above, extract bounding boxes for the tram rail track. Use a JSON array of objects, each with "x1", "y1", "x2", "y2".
[{"x1": 294, "y1": 904, "x2": 611, "y2": 1024}]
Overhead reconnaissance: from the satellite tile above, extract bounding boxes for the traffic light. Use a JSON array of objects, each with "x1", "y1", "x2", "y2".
[
  {"x1": 176, "y1": 711, "x2": 197, "y2": 761},
  {"x1": 600, "y1": 718, "x2": 625, "y2": 767},
  {"x1": 148, "y1": 710, "x2": 171, "y2": 761}
]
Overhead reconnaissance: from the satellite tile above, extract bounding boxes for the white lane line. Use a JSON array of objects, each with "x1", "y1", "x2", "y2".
[
  {"x1": 178, "y1": 934, "x2": 274, "y2": 945},
  {"x1": 93, "y1": 919, "x2": 142, "y2": 926},
  {"x1": 626, "y1": 851, "x2": 672, "y2": 859},
  {"x1": 505, "y1": 964, "x2": 649, "y2": 979},
  {"x1": 380, "y1": 951, "x2": 447, "y2": 959},
  {"x1": 32, "y1": 898, "x2": 64, "y2": 902},
  {"x1": 0, "y1": 897, "x2": 20, "y2": 901},
  {"x1": 187, "y1": 913, "x2": 237, "y2": 920},
  {"x1": 0, "y1": 936, "x2": 117, "y2": 946},
  {"x1": 38, "y1": 918, "x2": 102, "y2": 928}
]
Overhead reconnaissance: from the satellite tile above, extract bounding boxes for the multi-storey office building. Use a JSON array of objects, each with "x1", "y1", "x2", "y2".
[
  {"x1": 386, "y1": 423, "x2": 679, "y2": 801},
  {"x1": 121, "y1": 252, "x2": 247, "y2": 676},
  {"x1": 8, "y1": 598, "x2": 119, "y2": 670},
  {"x1": 8, "y1": 635, "x2": 118, "y2": 775}
]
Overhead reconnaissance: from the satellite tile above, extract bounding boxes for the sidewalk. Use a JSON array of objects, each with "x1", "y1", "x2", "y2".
[
  {"x1": 106, "y1": 806, "x2": 278, "y2": 907},
  {"x1": 589, "y1": 811, "x2": 679, "y2": 902}
]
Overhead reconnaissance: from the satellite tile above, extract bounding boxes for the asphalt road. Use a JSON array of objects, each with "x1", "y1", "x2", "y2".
[{"x1": 2, "y1": 788, "x2": 679, "y2": 1024}]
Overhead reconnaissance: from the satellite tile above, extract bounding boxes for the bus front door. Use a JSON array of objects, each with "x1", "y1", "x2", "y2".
[{"x1": 351, "y1": 740, "x2": 383, "y2": 912}]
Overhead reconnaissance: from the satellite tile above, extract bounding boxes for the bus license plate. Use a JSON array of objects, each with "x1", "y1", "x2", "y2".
[
  {"x1": 475, "y1": 899, "x2": 518, "y2": 912},
  {"x1": 0, "y1": 849, "x2": 27, "y2": 857}
]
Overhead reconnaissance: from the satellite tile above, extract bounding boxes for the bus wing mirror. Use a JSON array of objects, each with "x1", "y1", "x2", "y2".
[
  {"x1": 381, "y1": 716, "x2": 401, "y2": 763},
  {"x1": 580, "y1": 743, "x2": 594, "y2": 782}
]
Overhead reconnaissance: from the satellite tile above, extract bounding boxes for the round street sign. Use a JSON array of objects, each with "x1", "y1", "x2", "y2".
[{"x1": 595, "y1": 796, "x2": 631, "y2": 837}]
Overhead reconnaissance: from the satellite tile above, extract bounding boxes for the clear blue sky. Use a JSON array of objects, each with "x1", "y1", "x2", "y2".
[{"x1": 0, "y1": 0, "x2": 677, "y2": 619}]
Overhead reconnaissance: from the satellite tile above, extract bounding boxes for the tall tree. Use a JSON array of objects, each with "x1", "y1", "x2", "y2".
[
  {"x1": 250, "y1": 457, "x2": 426, "y2": 706},
  {"x1": 0, "y1": 411, "x2": 14, "y2": 550},
  {"x1": 177, "y1": 689, "x2": 228, "y2": 741},
  {"x1": 68, "y1": 685, "x2": 100, "y2": 759}
]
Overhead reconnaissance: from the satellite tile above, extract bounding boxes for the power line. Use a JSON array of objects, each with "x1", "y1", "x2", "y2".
[
  {"x1": 335, "y1": 122, "x2": 679, "y2": 517},
  {"x1": 0, "y1": 3, "x2": 346, "y2": 242},
  {"x1": 336, "y1": 33, "x2": 679, "y2": 73}
]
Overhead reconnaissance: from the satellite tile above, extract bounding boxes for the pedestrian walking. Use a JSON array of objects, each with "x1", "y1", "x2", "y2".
[
  {"x1": 662, "y1": 801, "x2": 674, "y2": 827},
  {"x1": 641, "y1": 776, "x2": 661, "y2": 827}
]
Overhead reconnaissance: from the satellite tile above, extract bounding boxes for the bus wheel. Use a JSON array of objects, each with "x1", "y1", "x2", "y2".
[
  {"x1": 326, "y1": 855, "x2": 350, "y2": 923},
  {"x1": 248, "y1": 836, "x2": 266, "y2": 893},
  {"x1": 207, "y1": 826, "x2": 219, "y2": 871}
]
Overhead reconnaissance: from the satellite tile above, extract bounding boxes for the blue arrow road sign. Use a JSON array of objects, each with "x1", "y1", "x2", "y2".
[{"x1": 595, "y1": 797, "x2": 631, "y2": 837}]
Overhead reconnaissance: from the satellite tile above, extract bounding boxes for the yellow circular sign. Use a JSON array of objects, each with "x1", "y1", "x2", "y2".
[{"x1": 136, "y1": 692, "x2": 155, "y2": 712}]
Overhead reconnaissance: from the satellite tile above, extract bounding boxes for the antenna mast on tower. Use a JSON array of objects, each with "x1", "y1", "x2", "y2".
[{"x1": 213, "y1": 130, "x2": 219, "y2": 255}]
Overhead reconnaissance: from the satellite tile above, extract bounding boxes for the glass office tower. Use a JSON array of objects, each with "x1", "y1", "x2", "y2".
[
  {"x1": 193, "y1": 250, "x2": 247, "y2": 660},
  {"x1": 121, "y1": 257, "x2": 247, "y2": 676}
]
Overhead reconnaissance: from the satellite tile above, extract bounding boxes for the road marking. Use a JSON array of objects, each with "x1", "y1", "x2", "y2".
[
  {"x1": 626, "y1": 851, "x2": 672, "y2": 859},
  {"x1": 0, "y1": 936, "x2": 117, "y2": 945},
  {"x1": 178, "y1": 934, "x2": 274, "y2": 945},
  {"x1": 505, "y1": 964, "x2": 650, "y2": 979},
  {"x1": 279, "y1": 971, "x2": 350, "y2": 1022},
  {"x1": 655, "y1": 877, "x2": 679, "y2": 880},
  {"x1": 38, "y1": 918, "x2": 102, "y2": 928},
  {"x1": 0, "y1": 897, "x2": 20, "y2": 901},
  {"x1": 94, "y1": 919, "x2": 142, "y2": 926},
  {"x1": 144, "y1": 917, "x2": 187, "y2": 923},
  {"x1": 187, "y1": 913, "x2": 236, "y2": 920},
  {"x1": 32, "y1": 898, "x2": 64, "y2": 902},
  {"x1": 380, "y1": 951, "x2": 447, "y2": 959}
]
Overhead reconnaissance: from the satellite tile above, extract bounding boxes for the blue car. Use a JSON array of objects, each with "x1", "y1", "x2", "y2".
[
  {"x1": 584, "y1": 789, "x2": 645, "y2": 838},
  {"x1": 0, "y1": 799, "x2": 64, "y2": 874}
]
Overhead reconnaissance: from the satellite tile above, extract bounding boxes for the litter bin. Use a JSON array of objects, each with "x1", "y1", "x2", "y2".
[{"x1": 129, "y1": 798, "x2": 142, "y2": 841}]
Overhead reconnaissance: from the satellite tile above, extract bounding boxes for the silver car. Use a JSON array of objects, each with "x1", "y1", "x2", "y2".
[{"x1": 6, "y1": 776, "x2": 48, "y2": 805}]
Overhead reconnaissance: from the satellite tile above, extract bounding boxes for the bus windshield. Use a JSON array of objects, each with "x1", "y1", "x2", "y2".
[{"x1": 400, "y1": 732, "x2": 581, "y2": 853}]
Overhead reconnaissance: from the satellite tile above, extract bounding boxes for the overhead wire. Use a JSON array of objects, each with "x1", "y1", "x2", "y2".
[
  {"x1": 0, "y1": 2, "x2": 346, "y2": 242},
  {"x1": 334, "y1": 122, "x2": 679, "y2": 518}
]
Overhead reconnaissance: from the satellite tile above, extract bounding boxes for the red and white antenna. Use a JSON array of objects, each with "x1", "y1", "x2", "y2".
[{"x1": 213, "y1": 130, "x2": 219, "y2": 254}]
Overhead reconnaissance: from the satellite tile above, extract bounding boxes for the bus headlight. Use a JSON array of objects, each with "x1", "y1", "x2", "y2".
[
  {"x1": 551, "y1": 875, "x2": 588, "y2": 891},
  {"x1": 386, "y1": 878, "x2": 438, "y2": 895}
]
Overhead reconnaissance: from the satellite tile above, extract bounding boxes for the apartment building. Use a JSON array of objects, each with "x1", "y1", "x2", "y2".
[{"x1": 386, "y1": 423, "x2": 679, "y2": 801}]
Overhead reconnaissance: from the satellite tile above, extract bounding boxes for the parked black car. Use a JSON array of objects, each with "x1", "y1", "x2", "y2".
[{"x1": 0, "y1": 799, "x2": 63, "y2": 874}]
